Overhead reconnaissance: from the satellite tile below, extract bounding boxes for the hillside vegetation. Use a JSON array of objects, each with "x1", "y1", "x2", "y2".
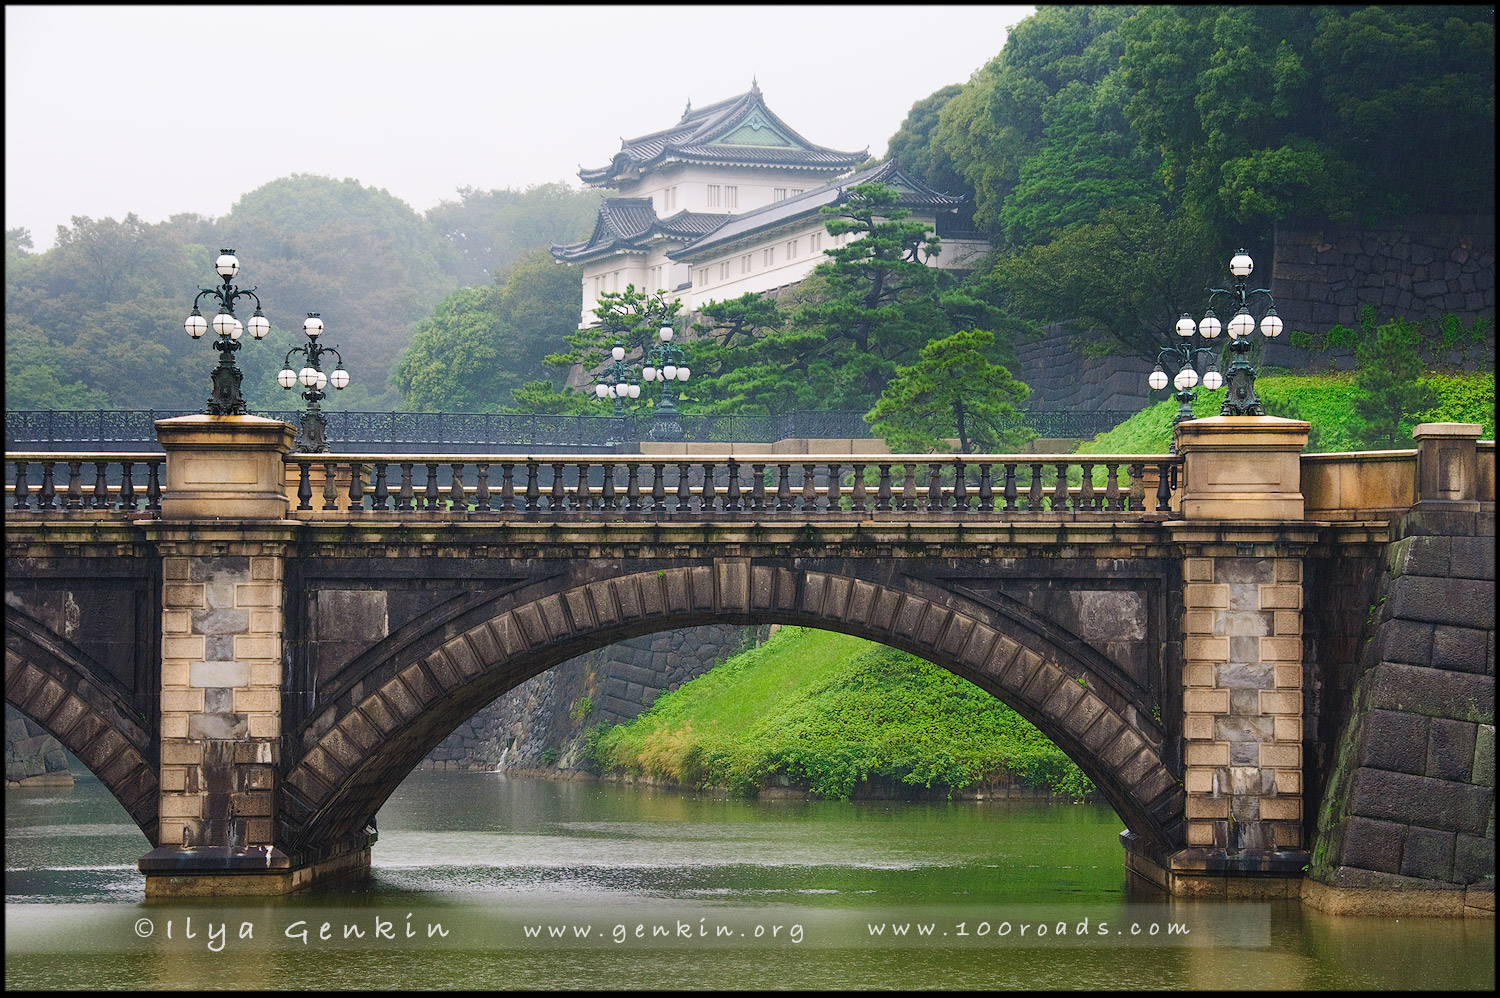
[
  {"x1": 587, "y1": 626, "x2": 1093, "y2": 800},
  {"x1": 1078, "y1": 370, "x2": 1494, "y2": 456}
]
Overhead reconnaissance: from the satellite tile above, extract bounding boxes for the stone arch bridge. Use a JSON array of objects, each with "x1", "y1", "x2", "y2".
[{"x1": 5, "y1": 415, "x2": 1493, "y2": 910}]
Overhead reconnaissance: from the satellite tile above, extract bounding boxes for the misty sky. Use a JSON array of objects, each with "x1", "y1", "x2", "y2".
[{"x1": 5, "y1": 5, "x2": 1033, "y2": 252}]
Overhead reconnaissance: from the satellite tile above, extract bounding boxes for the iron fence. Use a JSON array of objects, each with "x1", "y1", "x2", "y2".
[{"x1": 6, "y1": 408, "x2": 1141, "y2": 452}]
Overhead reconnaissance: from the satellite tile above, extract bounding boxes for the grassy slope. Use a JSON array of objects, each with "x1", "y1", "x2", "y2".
[
  {"x1": 589, "y1": 626, "x2": 1089, "y2": 800},
  {"x1": 1078, "y1": 370, "x2": 1493, "y2": 455}
]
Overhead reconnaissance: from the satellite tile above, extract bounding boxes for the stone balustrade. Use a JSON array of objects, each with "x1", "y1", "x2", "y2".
[{"x1": 281, "y1": 453, "x2": 1178, "y2": 516}]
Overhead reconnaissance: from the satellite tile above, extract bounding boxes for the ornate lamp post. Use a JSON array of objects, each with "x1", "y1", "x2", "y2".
[
  {"x1": 1188, "y1": 248, "x2": 1283, "y2": 416},
  {"x1": 183, "y1": 249, "x2": 271, "y2": 414},
  {"x1": 593, "y1": 343, "x2": 641, "y2": 414},
  {"x1": 641, "y1": 321, "x2": 690, "y2": 441},
  {"x1": 276, "y1": 313, "x2": 350, "y2": 452},
  {"x1": 1149, "y1": 313, "x2": 1225, "y2": 451}
]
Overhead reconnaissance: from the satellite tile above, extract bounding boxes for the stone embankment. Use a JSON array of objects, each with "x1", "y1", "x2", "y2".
[
  {"x1": 420, "y1": 624, "x2": 768, "y2": 773},
  {"x1": 5, "y1": 704, "x2": 73, "y2": 787}
]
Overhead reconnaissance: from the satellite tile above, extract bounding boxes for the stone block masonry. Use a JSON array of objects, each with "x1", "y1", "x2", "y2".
[
  {"x1": 157, "y1": 549, "x2": 284, "y2": 850},
  {"x1": 423, "y1": 624, "x2": 766, "y2": 772},
  {"x1": 1306, "y1": 497, "x2": 1495, "y2": 915}
]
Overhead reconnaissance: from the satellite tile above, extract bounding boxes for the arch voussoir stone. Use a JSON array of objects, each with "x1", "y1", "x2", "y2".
[
  {"x1": 283, "y1": 565, "x2": 1184, "y2": 856},
  {"x1": 5, "y1": 621, "x2": 159, "y2": 843}
]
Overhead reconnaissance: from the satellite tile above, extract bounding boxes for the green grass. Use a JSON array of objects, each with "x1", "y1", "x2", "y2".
[
  {"x1": 588, "y1": 626, "x2": 1091, "y2": 800},
  {"x1": 1078, "y1": 370, "x2": 1493, "y2": 455}
]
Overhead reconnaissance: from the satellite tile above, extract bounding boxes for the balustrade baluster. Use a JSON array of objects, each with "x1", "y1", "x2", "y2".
[
  {"x1": 875, "y1": 464, "x2": 892, "y2": 512},
  {"x1": 1104, "y1": 463, "x2": 1121, "y2": 512},
  {"x1": 676, "y1": 462, "x2": 693, "y2": 513},
  {"x1": 11, "y1": 460, "x2": 29, "y2": 510},
  {"x1": 700, "y1": 462, "x2": 717, "y2": 513},
  {"x1": 1157, "y1": 461, "x2": 1174, "y2": 513},
  {"x1": 297, "y1": 462, "x2": 313, "y2": 511},
  {"x1": 398, "y1": 463, "x2": 416, "y2": 512},
  {"x1": 1078, "y1": 463, "x2": 1095, "y2": 512},
  {"x1": 92, "y1": 460, "x2": 111, "y2": 509},
  {"x1": 751, "y1": 463, "x2": 766, "y2": 512},
  {"x1": 952, "y1": 460, "x2": 968, "y2": 512},
  {"x1": 1128, "y1": 463, "x2": 1145, "y2": 513},
  {"x1": 65, "y1": 460, "x2": 84, "y2": 510},
  {"x1": 849, "y1": 463, "x2": 866, "y2": 513},
  {"x1": 119, "y1": 461, "x2": 136, "y2": 511},
  {"x1": 651, "y1": 463, "x2": 667, "y2": 513},
  {"x1": 826, "y1": 463, "x2": 842, "y2": 512},
  {"x1": 568, "y1": 463, "x2": 587, "y2": 511},
  {"x1": 900, "y1": 464, "x2": 917, "y2": 511},
  {"x1": 926, "y1": 463, "x2": 943, "y2": 512},
  {"x1": 39, "y1": 461, "x2": 56, "y2": 510},
  {"x1": 500, "y1": 463, "x2": 516, "y2": 511},
  {"x1": 625, "y1": 463, "x2": 642, "y2": 512},
  {"x1": 1029, "y1": 463, "x2": 1044, "y2": 511},
  {"x1": 473, "y1": 464, "x2": 489, "y2": 512},
  {"x1": 349, "y1": 463, "x2": 366, "y2": 510},
  {"x1": 801, "y1": 463, "x2": 818, "y2": 512},
  {"x1": 725, "y1": 459, "x2": 742, "y2": 512},
  {"x1": 775, "y1": 464, "x2": 793, "y2": 511},
  {"x1": 1001, "y1": 462, "x2": 1017, "y2": 512},
  {"x1": 1053, "y1": 461, "x2": 1069, "y2": 512},
  {"x1": 524, "y1": 461, "x2": 540, "y2": 512},
  {"x1": 372, "y1": 463, "x2": 390, "y2": 510},
  {"x1": 600, "y1": 462, "x2": 616, "y2": 511},
  {"x1": 425, "y1": 463, "x2": 442, "y2": 511},
  {"x1": 449, "y1": 463, "x2": 468, "y2": 511},
  {"x1": 977, "y1": 463, "x2": 993, "y2": 513},
  {"x1": 323, "y1": 461, "x2": 339, "y2": 511},
  {"x1": 145, "y1": 460, "x2": 161, "y2": 512}
]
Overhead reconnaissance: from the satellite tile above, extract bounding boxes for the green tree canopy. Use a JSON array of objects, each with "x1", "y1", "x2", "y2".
[{"x1": 865, "y1": 329, "x2": 1031, "y2": 453}]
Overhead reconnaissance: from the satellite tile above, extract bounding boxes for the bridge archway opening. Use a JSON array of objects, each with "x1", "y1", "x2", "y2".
[
  {"x1": 285, "y1": 568, "x2": 1183, "y2": 865},
  {"x1": 5, "y1": 614, "x2": 159, "y2": 844}
]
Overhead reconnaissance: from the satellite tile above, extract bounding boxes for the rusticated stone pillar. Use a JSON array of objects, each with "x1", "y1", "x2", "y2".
[
  {"x1": 139, "y1": 415, "x2": 366, "y2": 894},
  {"x1": 1127, "y1": 415, "x2": 1315, "y2": 897}
]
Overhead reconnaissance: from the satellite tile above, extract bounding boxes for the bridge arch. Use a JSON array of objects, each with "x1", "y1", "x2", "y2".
[
  {"x1": 283, "y1": 563, "x2": 1185, "y2": 857},
  {"x1": 4, "y1": 610, "x2": 159, "y2": 843}
]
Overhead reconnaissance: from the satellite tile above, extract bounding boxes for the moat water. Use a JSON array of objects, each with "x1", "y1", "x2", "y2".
[{"x1": 5, "y1": 771, "x2": 1494, "y2": 990}]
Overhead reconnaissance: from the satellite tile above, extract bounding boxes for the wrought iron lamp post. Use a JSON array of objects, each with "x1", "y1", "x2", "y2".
[
  {"x1": 1149, "y1": 313, "x2": 1225, "y2": 451},
  {"x1": 1189, "y1": 248, "x2": 1283, "y2": 416},
  {"x1": 593, "y1": 343, "x2": 641, "y2": 415},
  {"x1": 641, "y1": 321, "x2": 690, "y2": 441},
  {"x1": 183, "y1": 249, "x2": 271, "y2": 414},
  {"x1": 276, "y1": 313, "x2": 350, "y2": 452}
]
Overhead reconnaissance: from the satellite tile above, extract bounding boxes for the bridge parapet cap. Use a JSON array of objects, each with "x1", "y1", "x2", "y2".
[
  {"x1": 1175, "y1": 416, "x2": 1308, "y2": 522},
  {"x1": 156, "y1": 415, "x2": 297, "y2": 520}
]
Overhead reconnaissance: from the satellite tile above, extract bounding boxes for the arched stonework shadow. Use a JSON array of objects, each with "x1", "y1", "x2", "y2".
[
  {"x1": 280, "y1": 564, "x2": 1185, "y2": 858},
  {"x1": 5, "y1": 610, "x2": 159, "y2": 843}
]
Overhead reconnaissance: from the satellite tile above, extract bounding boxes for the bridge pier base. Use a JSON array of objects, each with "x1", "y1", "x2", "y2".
[
  {"x1": 1121, "y1": 832, "x2": 1307, "y2": 899},
  {"x1": 139, "y1": 840, "x2": 372, "y2": 897}
]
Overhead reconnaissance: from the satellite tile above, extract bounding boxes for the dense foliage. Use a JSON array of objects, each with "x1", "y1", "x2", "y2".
[
  {"x1": 5, "y1": 176, "x2": 601, "y2": 412},
  {"x1": 588, "y1": 627, "x2": 1093, "y2": 800},
  {"x1": 910, "y1": 5, "x2": 1495, "y2": 361}
]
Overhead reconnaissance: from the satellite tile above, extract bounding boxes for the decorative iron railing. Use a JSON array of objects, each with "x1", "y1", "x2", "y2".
[
  {"x1": 5, "y1": 409, "x2": 1141, "y2": 452},
  {"x1": 281, "y1": 453, "x2": 1180, "y2": 517}
]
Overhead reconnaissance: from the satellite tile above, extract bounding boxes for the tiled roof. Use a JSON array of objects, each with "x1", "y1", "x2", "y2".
[
  {"x1": 668, "y1": 160, "x2": 969, "y2": 261},
  {"x1": 551, "y1": 199, "x2": 731, "y2": 263},
  {"x1": 578, "y1": 83, "x2": 867, "y2": 186}
]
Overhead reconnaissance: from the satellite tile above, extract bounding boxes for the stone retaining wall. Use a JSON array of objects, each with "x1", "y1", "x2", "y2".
[
  {"x1": 1306, "y1": 503, "x2": 1495, "y2": 915},
  {"x1": 1268, "y1": 213, "x2": 1495, "y2": 369},
  {"x1": 5, "y1": 703, "x2": 73, "y2": 786},
  {"x1": 421, "y1": 624, "x2": 766, "y2": 772}
]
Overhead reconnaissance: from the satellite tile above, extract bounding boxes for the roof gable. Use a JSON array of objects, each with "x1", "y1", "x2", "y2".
[{"x1": 579, "y1": 84, "x2": 865, "y2": 186}]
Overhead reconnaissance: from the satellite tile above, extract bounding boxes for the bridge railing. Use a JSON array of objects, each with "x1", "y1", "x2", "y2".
[
  {"x1": 5, "y1": 452, "x2": 165, "y2": 515},
  {"x1": 281, "y1": 453, "x2": 1182, "y2": 517}
]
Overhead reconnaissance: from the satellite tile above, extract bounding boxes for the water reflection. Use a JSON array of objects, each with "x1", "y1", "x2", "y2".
[{"x1": 4, "y1": 771, "x2": 1494, "y2": 990}]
